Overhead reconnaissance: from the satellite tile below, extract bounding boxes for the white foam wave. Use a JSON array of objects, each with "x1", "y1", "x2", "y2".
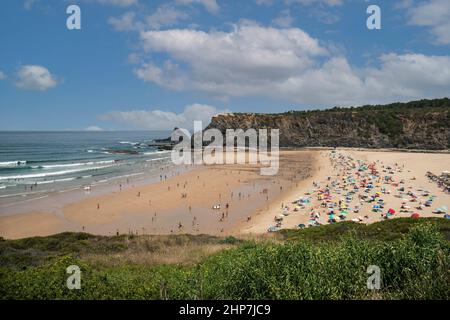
[
  {"x1": 31, "y1": 160, "x2": 115, "y2": 169},
  {"x1": 145, "y1": 157, "x2": 171, "y2": 162},
  {"x1": 37, "y1": 177, "x2": 78, "y2": 185},
  {"x1": 144, "y1": 150, "x2": 171, "y2": 155},
  {"x1": 0, "y1": 161, "x2": 27, "y2": 167},
  {"x1": 0, "y1": 165, "x2": 114, "y2": 181}
]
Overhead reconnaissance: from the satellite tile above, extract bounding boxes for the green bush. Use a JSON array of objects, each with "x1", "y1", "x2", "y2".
[{"x1": 1, "y1": 222, "x2": 448, "y2": 300}]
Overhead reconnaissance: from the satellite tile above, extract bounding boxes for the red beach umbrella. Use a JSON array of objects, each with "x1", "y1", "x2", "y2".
[
  {"x1": 388, "y1": 208, "x2": 396, "y2": 214},
  {"x1": 411, "y1": 213, "x2": 420, "y2": 219}
]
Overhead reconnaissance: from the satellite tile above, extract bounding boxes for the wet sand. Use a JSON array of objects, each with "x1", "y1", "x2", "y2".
[{"x1": 0, "y1": 150, "x2": 315, "y2": 239}]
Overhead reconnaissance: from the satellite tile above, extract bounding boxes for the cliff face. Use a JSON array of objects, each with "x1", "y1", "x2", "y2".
[{"x1": 205, "y1": 98, "x2": 450, "y2": 150}]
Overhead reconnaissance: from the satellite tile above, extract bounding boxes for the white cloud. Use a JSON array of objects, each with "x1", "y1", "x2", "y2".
[
  {"x1": 271, "y1": 53, "x2": 450, "y2": 105},
  {"x1": 100, "y1": 104, "x2": 228, "y2": 130},
  {"x1": 175, "y1": 0, "x2": 220, "y2": 14},
  {"x1": 133, "y1": 22, "x2": 450, "y2": 106},
  {"x1": 0, "y1": 70, "x2": 6, "y2": 80},
  {"x1": 255, "y1": 0, "x2": 274, "y2": 6},
  {"x1": 406, "y1": 0, "x2": 450, "y2": 44},
  {"x1": 84, "y1": 125, "x2": 104, "y2": 131},
  {"x1": 272, "y1": 9, "x2": 294, "y2": 28},
  {"x1": 138, "y1": 23, "x2": 328, "y2": 96},
  {"x1": 25, "y1": 0, "x2": 137, "y2": 10},
  {"x1": 134, "y1": 60, "x2": 186, "y2": 90},
  {"x1": 285, "y1": 0, "x2": 344, "y2": 6},
  {"x1": 108, "y1": 12, "x2": 139, "y2": 31},
  {"x1": 109, "y1": 5, "x2": 189, "y2": 32},
  {"x1": 147, "y1": 5, "x2": 189, "y2": 30},
  {"x1": 15, "y1": 65, "x2": 58, "y2": 91},
  {"x1": 96, "y1": 0, "x2": 137, "y2": 6}
]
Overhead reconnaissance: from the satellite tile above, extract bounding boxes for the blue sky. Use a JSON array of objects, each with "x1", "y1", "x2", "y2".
[{"x1": 0, "y1": 0, "x2": 449, "y2": 131}]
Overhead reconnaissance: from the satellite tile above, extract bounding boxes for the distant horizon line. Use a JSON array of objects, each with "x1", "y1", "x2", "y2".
[{"x1": 0, "y1": 130, "x2": 172, "y2": 132}]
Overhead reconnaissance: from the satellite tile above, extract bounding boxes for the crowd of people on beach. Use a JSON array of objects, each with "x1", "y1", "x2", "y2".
[{"x1": 269, "y1": 151, "x2": 450, "y2": 232}]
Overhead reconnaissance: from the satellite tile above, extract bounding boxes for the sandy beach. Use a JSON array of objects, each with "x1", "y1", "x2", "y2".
[
  {"x1": 0, "y1": 150, "x2": 314, "y2": 239},
  {"x1": 1, "y1": 149, "x2": 449, "y2": 239},
  {"x1": 238, "y1": 149, "x2": 450, "y2": 234}
]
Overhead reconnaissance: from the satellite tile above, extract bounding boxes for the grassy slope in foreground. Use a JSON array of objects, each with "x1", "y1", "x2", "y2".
[{"x1": 0, "y1": 218, "x2": 449, "y2": 300}]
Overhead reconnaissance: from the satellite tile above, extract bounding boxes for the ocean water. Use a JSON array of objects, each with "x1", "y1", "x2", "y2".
[{"x1": 0, "y1": 131, "x2": 173, "y2": 203}]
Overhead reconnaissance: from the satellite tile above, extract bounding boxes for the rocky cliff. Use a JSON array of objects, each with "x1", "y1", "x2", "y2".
[{"x1": 205, "y1": 98, "x2": 450, "y2": 150}]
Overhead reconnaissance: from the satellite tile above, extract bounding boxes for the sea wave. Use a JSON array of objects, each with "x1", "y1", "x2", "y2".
[
  {"x1": 0, "y1": 165, "x2": 114, "y2": 181},
  {"x1": 31, "y1": 160, "x2": 115, "y2": 169},
  {"x1": 0, "y1": 161, "x2": 27, "y2": 167},
  {"x1": 37, "y1": 177, "x2": 78, "y2": 185},
  {"x1": 145, "y1": 157, "x2": 172, "y2": 162},
  {"x1": 144, "y1": 150, "x2": 171, "y2": 155}
]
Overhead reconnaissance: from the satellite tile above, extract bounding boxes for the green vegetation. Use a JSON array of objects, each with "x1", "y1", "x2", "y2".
[
  {"x1": 285, "y1": 98, "x2": 450, "y2": 141},
  {"x1": 1, "y1": 219, "x2": 449, "y2": 300},
  {"x1": 279, "y1": 217, "x2": 450, "y2": 242},
  {"x1": 282, "y1": 97, "x2": 450, "y2": 115}
]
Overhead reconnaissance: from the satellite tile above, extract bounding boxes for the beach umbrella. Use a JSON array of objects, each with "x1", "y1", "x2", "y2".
[
  {"x1": 388, "y1": 208, "x2": 396, "y2": 214},
  {"x1": 411, "y1": 213, "x2": 420, "y2": 219}
]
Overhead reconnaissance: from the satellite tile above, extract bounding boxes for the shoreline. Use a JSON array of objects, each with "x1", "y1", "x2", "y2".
[
  {"x1": 0, "y1": 148, "x2": 449, "y2": 240},
  {"x1": 0, "y1": 150, "x2": 316, "y2": 239}
]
